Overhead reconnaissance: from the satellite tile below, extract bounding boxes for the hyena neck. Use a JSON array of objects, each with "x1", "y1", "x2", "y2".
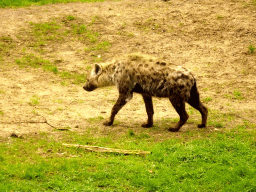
[{"x1": 97, "y1": 63, "x2": 116, "y2": 87}]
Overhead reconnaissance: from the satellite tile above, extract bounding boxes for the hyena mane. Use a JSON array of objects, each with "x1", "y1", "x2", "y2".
[{"x1": 83, "y1": 54, "x2": 208, "y2": 132}]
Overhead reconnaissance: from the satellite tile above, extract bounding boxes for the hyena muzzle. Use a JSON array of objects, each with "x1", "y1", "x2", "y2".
[{"x1": 83, "y1": 59, "x2": 208, "y2": 132}]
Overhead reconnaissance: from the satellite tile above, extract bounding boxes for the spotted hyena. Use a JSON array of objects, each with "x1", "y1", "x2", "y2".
[{"x1": 83, "y1": 55, "x2": 208, "y2": 132}]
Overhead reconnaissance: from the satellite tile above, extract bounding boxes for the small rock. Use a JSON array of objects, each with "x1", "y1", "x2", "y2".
[
  {"x1": 10, "y1": 131, "x2": 23, "y2": 138},
  {"x1": 10, "y1": 133, "x2": 19, "y2": 138},
  {"x1": 47, "y1": 149, "x2": 53, "y2": 153}
]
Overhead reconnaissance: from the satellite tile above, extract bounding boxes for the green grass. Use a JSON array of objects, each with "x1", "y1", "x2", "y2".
[
  {"x1": 0, "y1": 128, "x2": 255, "y2": 191},
  {"x1": 28, "y1": 21, "x2": 64, "y2": 45},
  {"x1": 248, "y1": 43, "x2": 255, "y2": 54},
  {"x1": 72, "y1": 24, "x2": 87, "y2": 35},
  {"x1": 203, "y1": 97, "x2": 212, "y2": 103},
  {"x1": 85, "y1": 41, "x2": 111, "y2": 51},
  {"x1": 0, "y1": 0, "x2": 120, "y2": 8},
  {"x1": 15, "y1": 54, "x2": 86, "y2": 84},
  {"x1": 0, "y1": 36, "x2": 15, "y2": 59},
  {"x1": 88, "y1": 116, "x2": 104, "y2": 123},
  {"x1": 233, "y1": 89, "x2": 243, "y2": 100},
  {"x1": 15, "y1": 54, "x2": 58, "y2": 73},
  {"x1": 216, "y1": 15, "x2": 224, "y2": 20},
  {"x1": 26, "y1": 16, "x2": 111, "y2": 59},
  {"x1": 67, "y1": 15, "x2": 75, "y2": 21},
  {"x1": 0, "y1": 36, "x2": 13, "y2": 43},
  {"x1": 225, "y1": 89, "x2": 244, "y2": 100},
  {"x1": 29, "y1": 95, "x2": 40, "y2": 106},
  {"x1": 30, "y1": 21, "x2": 61, "y2": 37},
  {"x1": 25, "y1": 16, "x2": 107, "y2": 50},
  {"x1": 59, "y1": 71, "x2": 86, "y2": 84}
]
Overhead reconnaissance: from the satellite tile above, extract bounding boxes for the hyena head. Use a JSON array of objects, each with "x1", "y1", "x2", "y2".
[{"x1": 83, "y1": 64, "x2": 102, "y2": 92}]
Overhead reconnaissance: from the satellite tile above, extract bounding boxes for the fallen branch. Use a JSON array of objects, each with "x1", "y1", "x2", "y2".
[{"x1": 62, "y1": 143, "x2": 151, "y2": 156}]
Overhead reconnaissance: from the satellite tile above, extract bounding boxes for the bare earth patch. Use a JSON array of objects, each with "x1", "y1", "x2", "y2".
[{"x1": 0, "y1": 0, "x2": 255, "y2": 139}]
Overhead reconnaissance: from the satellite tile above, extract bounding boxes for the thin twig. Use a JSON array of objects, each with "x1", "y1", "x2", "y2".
[{"x1": 0, "y1": 114, "x2": 57, "y2": 128}]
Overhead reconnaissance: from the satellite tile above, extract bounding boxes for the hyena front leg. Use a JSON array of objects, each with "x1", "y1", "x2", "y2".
[
  {"x1": 141, "y1": 94, "x2": 154, "y2": 128},
  {"x1": 168, "y1": 96, "x2": 189, "y2": 132},
  {"x1": 103, "y1": 93, "x2": 131, "y2": 126}
]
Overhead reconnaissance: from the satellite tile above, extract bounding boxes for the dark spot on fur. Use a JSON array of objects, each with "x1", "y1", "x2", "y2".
[{"x1": 156, "y1": 61, "x2": 166, "y2": 66}]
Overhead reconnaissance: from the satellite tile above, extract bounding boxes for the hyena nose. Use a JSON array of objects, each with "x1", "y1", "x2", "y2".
[
  {"x1": 83, "y1": 85, "x2": 87, "y2": 91},
  {"x1": 83, "y1": 84, "x2": 97, "y2": 91}
]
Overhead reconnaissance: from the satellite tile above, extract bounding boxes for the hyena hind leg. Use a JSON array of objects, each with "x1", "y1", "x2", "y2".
[
  {"x1": 141, "y1": 94, "x2": 154, "y2": 128},
  {"x1": 188, "y1": 99, "x2": 208, "y2": 128},
  {"x1": 187, "y1": 84, "x2": 208, "y2": 128},
  {"x1": 103, "y1": 93, "x2": 130, "y2": 126},
  {"x1": 168, "y1": 97, "x2": 189, "y2": 132}
]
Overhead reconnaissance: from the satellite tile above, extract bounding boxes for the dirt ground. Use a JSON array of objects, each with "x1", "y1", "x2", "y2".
[{"x1": 0, "y1": 0, "x2": 256, "y2": 139}]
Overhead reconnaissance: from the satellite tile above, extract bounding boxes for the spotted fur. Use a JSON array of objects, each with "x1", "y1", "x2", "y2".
[{"x1": 83, "y1": 55, "x2": 208, "y2": 132}]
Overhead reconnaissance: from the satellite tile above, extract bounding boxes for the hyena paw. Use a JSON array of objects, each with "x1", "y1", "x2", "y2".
[
  {"x1": 103, "y1": 121, "x2": 113, "y2": 126},
  {"x1": 141, "y1": 122, "x2": 153, "y2": 128},
  {"x1": 168, "y1": 127, "x2": 180, "y2": 132},
  {"x1": 197, "y1": 124, "x2": 206, "y2": 128}
]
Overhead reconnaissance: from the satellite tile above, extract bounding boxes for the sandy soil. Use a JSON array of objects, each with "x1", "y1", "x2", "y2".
[{"x1": 0, "y1": 0, "x2": 256, "y2": 139}]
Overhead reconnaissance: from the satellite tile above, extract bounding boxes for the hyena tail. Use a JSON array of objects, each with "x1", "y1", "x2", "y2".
[
  {"x1": 190, "y1": 80, "x2": 199, "y2": 100},
  {"x1": 187, "y1": 80, "x2": 208, "y2": 128}
]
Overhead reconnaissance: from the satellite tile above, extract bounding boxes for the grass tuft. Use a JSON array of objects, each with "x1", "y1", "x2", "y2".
[
  {"x1": 203, "y1": 97, "x2": 212, "y2": 102},
  {"x1": 216, "y1": 15, "x2": 224, "y2": 20},
  {"x1": 233, "y1": 89, "x2": 243, "y2": 100},
  {"x1": 248, "y1": 43, "x2": 255, "y2": 54},
  {"x1": 67, "y1": 15, "x2": 75, "y2": 21},
  {"x1": 128, "y1": 130, "x2": 135, "y2": 137},
  {"x1": 72, "y1": 24, "x2": 87, "y2": 34},
  {"x1": 29, "y1": 95, "x2": 40, "y2": 106}
]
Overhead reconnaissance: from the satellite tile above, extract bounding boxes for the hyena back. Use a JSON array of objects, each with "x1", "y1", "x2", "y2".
[{"x1": 83, "y1": 57, "x2": 208, "y2": 132}]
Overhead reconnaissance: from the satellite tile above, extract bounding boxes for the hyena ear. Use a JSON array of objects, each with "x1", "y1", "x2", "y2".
[{"x1": 93, "y1": 64, "x2": 102, "y2": 76}]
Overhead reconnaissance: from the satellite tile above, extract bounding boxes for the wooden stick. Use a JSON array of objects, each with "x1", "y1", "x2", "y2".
[{"x1": 62, "y1": 143, "x2": 151, "y2": 156}]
